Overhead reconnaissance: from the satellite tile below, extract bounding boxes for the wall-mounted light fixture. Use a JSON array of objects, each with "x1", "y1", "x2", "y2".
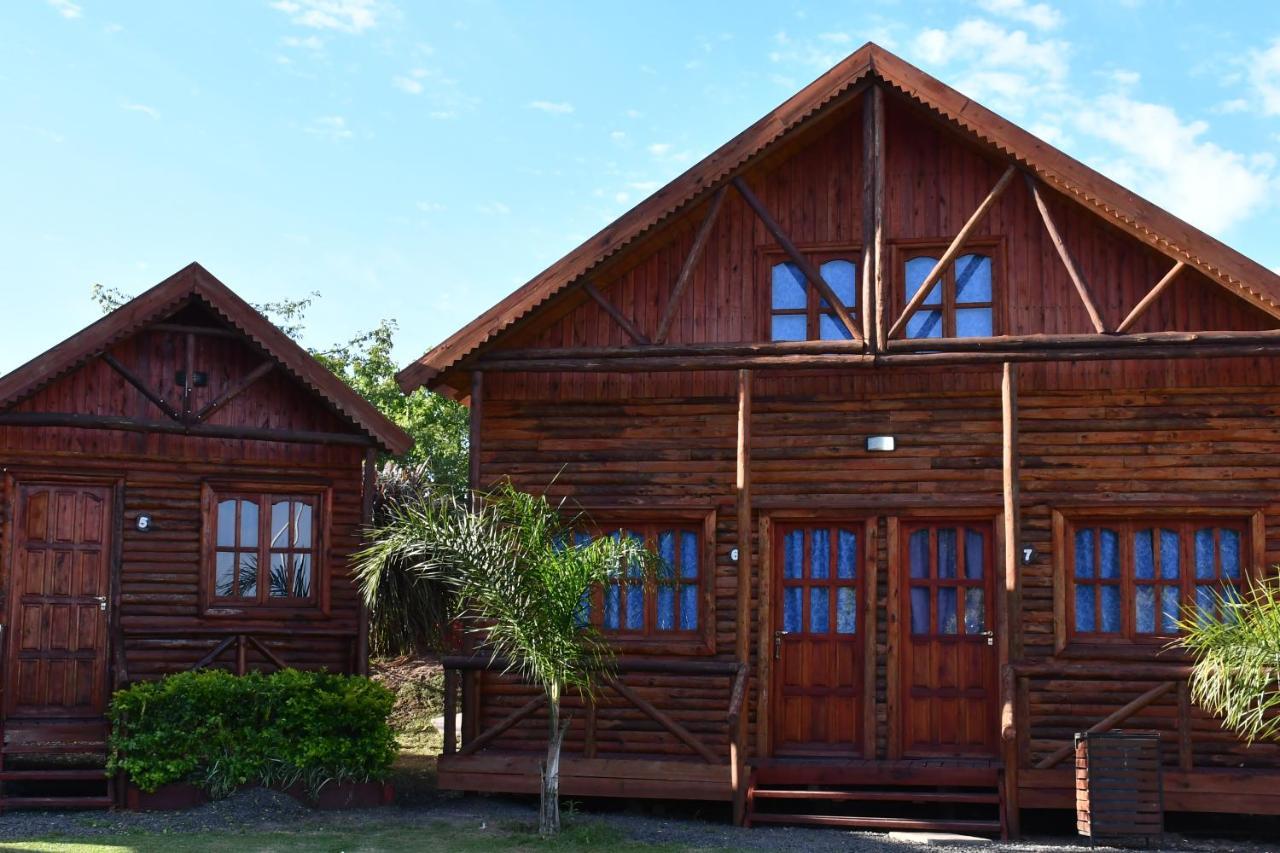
[{"x1": 866, "y1": 435, "x2": 896, "y2": 452}]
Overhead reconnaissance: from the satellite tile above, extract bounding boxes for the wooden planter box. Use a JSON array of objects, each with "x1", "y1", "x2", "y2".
[
  {"x1": 126, "y1": 781, "x2": 393, "y2": 811},
  {"x1": 1075, "y1": 730, "x2": 1163, "y2": 846},
  {"x1": 126, "y1": 782, "x2": 209, "y2": 811}
]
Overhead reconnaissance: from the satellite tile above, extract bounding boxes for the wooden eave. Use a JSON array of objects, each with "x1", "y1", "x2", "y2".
[
  {"x1": 0, "y1": 262, "x2": 413, "y2": 455},
  {"x1": 398, "y1": 43, "x2": 1280, "y2": 392}
]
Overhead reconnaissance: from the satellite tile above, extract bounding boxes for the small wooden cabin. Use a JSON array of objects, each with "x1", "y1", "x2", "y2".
[
  {"x1": 0, "y1": 263, "x2": 411, "y2": 808},
  {"x1": 398, "y1": 44, "x2": 1280, "y2": 836}
]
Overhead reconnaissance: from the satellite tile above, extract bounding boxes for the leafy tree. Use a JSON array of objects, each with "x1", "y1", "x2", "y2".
[
  {"x1": 354, "y1": 483, "x2": 656, "y2": 837},
  {"x1": 1178, "y1": 578, "x2": 1280, "y2": 743}
]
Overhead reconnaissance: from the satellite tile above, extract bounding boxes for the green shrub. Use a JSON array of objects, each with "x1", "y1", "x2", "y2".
[{"x1": 108, "y1": 669, "x2": 397, "y2": 799}]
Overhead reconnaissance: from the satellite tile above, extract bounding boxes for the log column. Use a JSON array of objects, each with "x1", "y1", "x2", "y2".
[
  {"x1": 732, "y1": 368, "x2": 753, "y2": 824},
  {"x1": 1000, "y1": 362, "x2": 1022, "y2": 836},
  {"x1": 357, "y1": 446, "x2": 376, "y2": 676}
]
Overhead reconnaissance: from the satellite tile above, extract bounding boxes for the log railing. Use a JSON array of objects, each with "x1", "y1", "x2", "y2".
[
  {"x1": 1009, "y1": 662, "x2": 1194, "y2": 771},
  {"x1": 441, "y1": 654, "x2": 748, "y2": 765},
  {"x1": 123, "y1": 627, "x2": 359, "y2": 678}
]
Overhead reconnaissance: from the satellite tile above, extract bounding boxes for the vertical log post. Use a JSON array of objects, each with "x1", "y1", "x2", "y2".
[
  {"x1": 1000, "y1": 362, "x2": 1022, "y2": 837},
  {"x1": 732, "y1": 368, "x2": 753, "y2": 825},
  {"x1": 463, "y1": 370, "x2": 484, "y2": 742},
  {"x1": 357, "y1": 446, "x2": 376, "y2": 677},
  {"x1": 443, "y1": 668, "x2": 458, "y2": 755},
  {"x1": 236, "y1": 633, "x2": 247, "y2": 676},
  {"x1": 869, "y1": 84, "x2": 886, "y2": 351}
]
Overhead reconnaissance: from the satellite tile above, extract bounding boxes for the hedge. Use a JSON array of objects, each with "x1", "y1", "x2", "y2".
[{"x1": 107, "y1": 668, "x2": 397, "y2": 799}]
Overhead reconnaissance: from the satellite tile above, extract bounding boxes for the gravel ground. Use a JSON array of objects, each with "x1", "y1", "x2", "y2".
[{"x1": 0, "y1": 788, "x2": 1277, "y2": 852}]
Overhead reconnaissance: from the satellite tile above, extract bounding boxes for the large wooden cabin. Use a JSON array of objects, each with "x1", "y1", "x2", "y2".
[
  {"x1": 0, "y1": 263, "x2": 411, "y2": 809},
  {"x1": 399, "y1": 44, "x2": 1280, "y2": 835}
]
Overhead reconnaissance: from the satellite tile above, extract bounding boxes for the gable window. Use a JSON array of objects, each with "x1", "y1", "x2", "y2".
[
  {"x1": 203, "y1": 484, "x2": 326, "y2": 611},
  {"x1": 901, "y1": 251, "x2": 995, "y2": 338},
  {"x1": 1065, "y1": 517, "x2": 1247, "y2": 642},
  {"x1": 769, "y1": 255, "x2": 858, "y2": 341}
]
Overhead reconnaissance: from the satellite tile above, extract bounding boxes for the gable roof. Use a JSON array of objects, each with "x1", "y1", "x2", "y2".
[
  {"x1": 0, "y1": 262, "x2": 413, "y2": 455},
  {"x1": 397, "y1": 42, "x2": 1280, "y2": 392}
]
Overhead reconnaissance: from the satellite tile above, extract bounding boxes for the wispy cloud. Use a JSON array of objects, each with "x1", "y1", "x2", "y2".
[
  {"x1": 269, "y1": 0, "x2": 380, "y2": 34},
  {"x1": 476, "y1": 201, "x2": 511, "y2": 215},
  {"x1": 416, "y1": 200, "x2": 445, "y2": 213},
  {"x1": 976, "y1": 0, "x2": 1062, "y2": 30},
  {"x1": 46, "y1": 0, "x2": 82, "y2": 19},
  {"x1": 121, "y1": 102, "x2": 160, "y2": 120},
  {"x1": 1248, "y1": 37, "x2": 1280, "y2": 116},
  {"x1": 281, "y1": 35, "x2": 325, "y2": 50},
  {"x1": 304, "y1": 115, "x2": 353, "y2": 139},
  {"x1": 392, "y1": 68, "x2": 428, "y2": 94},
  {"x1": 528, "y1": 100, "x2": 574, "y2": 115}
]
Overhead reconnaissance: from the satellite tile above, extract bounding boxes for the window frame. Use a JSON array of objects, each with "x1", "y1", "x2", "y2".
[
  {"x1": 1052, "y1": 508, "x2": 1264, "y2": 657},
  {"x1": 760, "y1": 245, "x2": 862, "y2": 343},
  {"x1": 576, "y1": 508, "x2": 717, "y2": 656},
  {"x1": 200, "y1": 480, "x2": 332, "y2": 617},
  {"x1": 891, "y1": 238, "x2": 1003, "y2": 340}
]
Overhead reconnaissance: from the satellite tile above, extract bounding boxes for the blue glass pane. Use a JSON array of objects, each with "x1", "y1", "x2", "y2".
[
  {"x1": 965, "y1": 588, "x2": 984, "y2": 634},
  {"x1": 1075, "y1": 586, "x2": 1096, "y2": 632},
  {"x1": 771, "y1": 262, "x2": 806, "y2": 309},
  {"x1": 784, "y1": 531, "x2": 804, "y2": 579},
  {"x1": 605, "y1": 584, "x2": 620, "y2": 630},
  {"x1": 811, "y1": 529, "x2": 830, "y2": 579},
  {"x1": 783, "y1": 587, "x2": 802, "y2": 633},
  {"x1": 1161, "y1": 587, "x2": 1180, "y2": 633},
  {"x1": 1221, "y1": 529, "x2": 1241, "y2": 580},
  {"x1": 810, "y1": 587, "x2": 830, "y2": 633},
  {"x1": 938, "y1": 529, "x2": 957, "y2": 579},
  {"x1": 1100, "y1": 529, "x2": 1120, "y2": 579},
  {"x1": 626, "y1": 585, "x2": 645, "y2": 630},
  {"x1": 910, "y1": 587, "x2": 930, "y2": 635},
  {"x1": 836, "y1": 587, "x2": 856, "y2": 634},
  {"x1": 837, "y1": 530, "x2": 857, "y2": 579},
  {"x1": 906, "y1": 309, "x2": 943, "y2": 338},
  {"x1": 818, "y1": 313, "x2": 853, "y2": 340},
  {"x1": 1101, "y1": 585, "x2": 1122, "y2": 633},
  {"x1": 1196, "y1": 585, "x2": 1217, "y2": 625},
  {"x1": 680, "y1": 585, "x2": 698, "y2": 630},
  {"x1": 1134, "y1": 530, "x2": 1155, "y2": 580},
  {"x1": 681, "y1": 531, "x2": 699, "y2": 579},
  {"x1": 1195, "y1": 528, "x2": 1215, "y2": 579},
  {"x1": 771, "y1": 314, "x2": 807, "y2": 341},
  {"x1": 625, "y1": 531, "x2": 644, "y2": 578},
  {"x1": 820, "y1": 259, "x2": 857, "y2": 307},
  {"x1": 938, "y1": 588, "x2": 958, "y2": 634},
  {"x1": 1160, "y1": 529, "x2": 1180, "y2": 580},
  {"x1": 905, "y1": 257, "x2": 942, "y2": 305},
  {"x1": 1135, "y1": 585, "x2": 1155, "y2": 633},
  {"x1": 658, "y1": 530, "x2": 676, "y2": 580},
  {"x1": 909, "y1": 530, "x2": 929, "y2": 578},
  {"x1": 954, "y1": 254, "x2": 992, "y2": 302},
  {"x1": 575, "y1": 531, "x2": 593, "y2": 546},
  {"x1": 955, "y1": 308, "x2": 993, "y2": 337},
  {"x1": 965, "y1": 529, "x2": 984, "y2": 579},
  {"x1": 1075, "y1": 529, "x2": 1095, "y2": 579},
  {"x1": 657, "y1": 587, "x2": 675, "y2": 630}
]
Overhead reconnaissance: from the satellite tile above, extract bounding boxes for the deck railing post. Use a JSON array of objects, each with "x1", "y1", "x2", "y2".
[{"x1": 443, "y1": 668, "x2": 458, "y2": 756}]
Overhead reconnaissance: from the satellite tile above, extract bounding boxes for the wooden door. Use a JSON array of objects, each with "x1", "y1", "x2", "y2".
[
  {"x1": 772, "y1": 523, "x2": 864, "y2": 756},
  {"x1": 4, "y1": 482, "x2": 114, "y2": 719},
  {"x1": 898, "y1": 520, "x2": 998, "y2": 757}
]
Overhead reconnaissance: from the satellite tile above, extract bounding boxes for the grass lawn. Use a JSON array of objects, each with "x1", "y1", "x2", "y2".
[{"x1": 0, "y1": 820, "x2": 724, "y2": 853}]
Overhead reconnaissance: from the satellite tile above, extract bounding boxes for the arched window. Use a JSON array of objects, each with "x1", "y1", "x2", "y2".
[{"x1": 769, "y1": 255, "x2": 858, "y2": 341}]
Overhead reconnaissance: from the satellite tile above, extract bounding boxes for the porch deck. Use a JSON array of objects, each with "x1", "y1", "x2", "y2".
[{"x1": 436, "y1": 753, "x2": 734, "y2": 801}]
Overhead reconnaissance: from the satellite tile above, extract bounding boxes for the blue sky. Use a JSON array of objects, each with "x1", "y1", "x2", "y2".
[{"x1": 3, "y1": 0, "x2": 1279, "y2": 372}]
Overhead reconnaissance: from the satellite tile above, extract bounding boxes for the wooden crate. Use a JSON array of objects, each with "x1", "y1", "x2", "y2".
[{"x1": 1075, "y1": 731, "x2": 1163, "y2": 846}]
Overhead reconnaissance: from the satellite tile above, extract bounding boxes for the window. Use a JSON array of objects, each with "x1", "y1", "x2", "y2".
[
  {"x1": 779, "y1": 526, "x2": 861, "y2": 636},
  {"x1": 1066, "y1": 518, "x2": 1247, "y2": 642},
  {"x1": 769, "y1": 255, "x2": 858, "y2": 341},
  {"x1": 901, "y1": 251, "x2": 995, "y2": 338},
  {"x1": 204, "y1": 485, "x2": 325, "y2": 610}
]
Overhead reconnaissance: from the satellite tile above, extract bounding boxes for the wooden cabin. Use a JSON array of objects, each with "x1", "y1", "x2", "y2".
[
  {"x1": 0, "y1": 263, "x2": 411, "y2": 809},
  {"x1": 398, "y1": 44, "x2": 1280, "y2": 836}
]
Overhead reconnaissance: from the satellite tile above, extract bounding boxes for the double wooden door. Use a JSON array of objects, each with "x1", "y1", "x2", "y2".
[{"x1": 4, "y1": 482, "x2": 114, "y2": 719}]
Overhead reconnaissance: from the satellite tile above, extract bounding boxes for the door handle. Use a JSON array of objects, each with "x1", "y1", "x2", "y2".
[
  {"x1": 774, "y1": 630, "x2": 789, "y2": 660},
  {"x1": 95, "y1": 596, "x2": 107, "y2": 612},
  {"x1": 979, "y1": 629, "x2": 995, "y2": 647}
]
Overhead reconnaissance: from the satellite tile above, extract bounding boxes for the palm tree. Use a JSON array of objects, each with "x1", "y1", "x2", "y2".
[
  {"x1": 354, "y1": 481, "x2": 654, "y2": 836},
  {"x1": 1177, "y1": 576, "x2": 1280, "y2": 743}
]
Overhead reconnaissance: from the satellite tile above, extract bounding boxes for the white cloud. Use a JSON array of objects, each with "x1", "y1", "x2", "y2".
[
  {"x1": 647, "y1": 142, "x2": 672, "y2": 156},
  {"x1": 281, "y1": 35, "x2": 324, "y2": 50},
  {"x1": 615, "y1": 192, "x2": 630, "y2": 204},
  {"x1": 304, "y1": 115, "x2": 352, "y2": 139},
  {"x1": 1247, "y1": 37, "x2": 1280, "y2": 116},
  {"x1": 121, "y1": 102, "x2": 160, "y2": 120},
  {"x1": 625, "y1": 109, "x2": 642, "y2": 119},
  {"x1": 416, "y1": 200, "x2": 445, "y2": 213},
  {"x1": 476, "y1": 201, "x2": 511, "y2": 215},
  {"x1": 976, "y1": 0, "x2": 1062, "y2": 30},
  {"x1": 818, "y1": 32, "x2": 853, "y2": 44},
  {"x1": 528, "y1": 100, "x2": 574, "y2": 115},
  {"x1": 269, "y1": 0, "x2": 379, "y2": 34},
  {"x1": 609, "y1": 130, "x2": 626, "y2": 142},
  {"x1": 393, "y1": 75, "x2": 423, "y2": 95},
  {"x1": 47, "y1": 0, "x2": 82, "y2": 19},
  {"x1": 1213, "y1": 98, "x2": 1251, "y2": 115},
  {"x1": 628, "y1": 180, "x2": 659, "y2": 192}
]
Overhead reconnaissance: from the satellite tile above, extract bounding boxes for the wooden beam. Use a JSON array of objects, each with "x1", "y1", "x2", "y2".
[
  {"x1": 731, "y1": 176, "x2": 863, "y2": 343},
  {"x1": 148, "y1": 322, "x2": 240, "y2": 339},
  {"x1": 101, "y1": 353, "x2": 182, "y2": 422},
  {"x1": 246, "y1": 635, "x2": 289, "y2": 671},
  {"x1": 733, "y1": 367, "x2": 753, "y2": 824},
  {"x1": 862, "y1": 85, "x2": 885, "y2": 351},
  {"x1": 1025, "y1": 172, "x2": 1107, "y2": 334},
  {"x1": 469, "y1": 370, "x2": 483, "y2": 508},
  {"x1": 194, "y1": 361, "x2": 275, "y2": 423},
  {"x1": 886, "y1": 165, "x2": 1016, "y2": 340},
  {"x1": 582, "y1": 281, "x2": 650, "y2": 345},
  {"x1": 999, "y1": 362, "x2": 1021, "y2": 838},
  {"x1": 655, "y1": 187, "x2": 727, "y2": 345},
  {"x1": 1034, "y1": 681, "x2": 1177, "y2": 769},
  {"x1": 1116, "y1": 260, "x2": 1186, "y2": 334},
  {"x1": 604, "y1": 676, "x2": 720, "y2": 764},
  {"x1": 862, "y1": 519, "x2": 878, "y2": 759},
  {"x1": 459, "y1": 693, "x2": 546, "y2": 756},
  {"x1": 0, "y1": 412, "x2": 376, "y2": 447},
  {"x1": 182, "y1": 332, "x2": 195, "y2": 421},
  {"x1": 190, "y1": 635, "x2": 236, "y2": 671}
]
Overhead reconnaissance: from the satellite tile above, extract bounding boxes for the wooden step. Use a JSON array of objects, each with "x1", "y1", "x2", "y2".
[
  {"x1": 751, "y1": 762, "x2": 999, "y2": 788},
  {"x1": 0, "y1": 795, "x2": 114, "y2": 811},
  {"x1": 751, "y1": 787, "x2": 1000, "y2": 804},
  {"x1": 0, "y1": 769, "x2": 108, "y2": 781},
  {"x1": 747, "y1": 813, "x2": 1002, "y2": 833}
]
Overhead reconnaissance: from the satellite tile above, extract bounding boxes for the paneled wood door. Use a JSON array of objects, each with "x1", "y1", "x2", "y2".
[
  {"x1": 898, "y1": 520, "x2": 998, "y2": 757},
  {"x1": 771, "y1": 523, "x2": 865, "y2": 756},
  {"x1": 4, "y1": 482, "x2": 114, "y2": 719}
]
